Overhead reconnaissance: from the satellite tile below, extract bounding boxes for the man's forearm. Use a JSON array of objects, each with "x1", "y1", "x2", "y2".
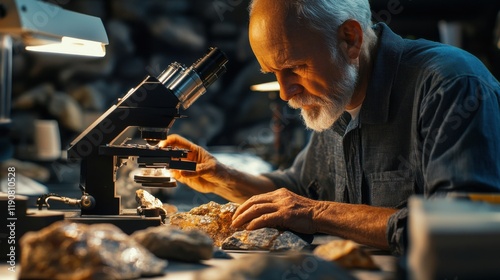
[
  {"x1": 313, "y1": 201, "x2": 397, "y2": 250},
  {"x1": 213, "y1": 162, "x2": 278, "y2": 203}
]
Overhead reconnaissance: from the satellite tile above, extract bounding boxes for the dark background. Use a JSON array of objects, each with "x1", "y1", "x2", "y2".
[{"x1": 8, "y1": 0, "x2": 500, "y2": 152}]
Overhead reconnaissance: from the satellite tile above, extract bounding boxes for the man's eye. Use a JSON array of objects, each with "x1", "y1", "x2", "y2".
[{"x1": 292, "y1": 65, "x2": 306, "y2": 72}]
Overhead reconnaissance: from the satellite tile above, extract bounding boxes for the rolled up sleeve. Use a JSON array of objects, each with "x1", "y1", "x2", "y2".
[{"x1": 387, "y1": 207, "x2": 409, "y2": 256}]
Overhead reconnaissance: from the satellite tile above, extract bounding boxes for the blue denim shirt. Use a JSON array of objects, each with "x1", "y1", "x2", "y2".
[{"x1": 263, "y1": 23, "x2": 500, "y2": 255}]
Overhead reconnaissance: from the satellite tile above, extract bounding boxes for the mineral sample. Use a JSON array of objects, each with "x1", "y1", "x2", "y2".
[
  {"x1": 136, "y1": 189, "x2": 164, "y2": 209},
  {"x1": 131, "y1": 225, "x2": 214, "y2": 262},
  {"x1": 221, "y1": 228, "x2": 309, "y2": 251},
  {"x1": 313, "y1": 239, "x2": 378, "y2": 270},
  {"x1": 270, "y1": 230, "x2": 311, "y2": 251},
  {"x1": 168, "y1": 201, "x2": 240, "y2": 247},
  {"x1": 19, "y1": 221, "x2": 167, "y2": 279},
  {"x1": 135, "y1": 189, "x2": 178, "y2": 219}
]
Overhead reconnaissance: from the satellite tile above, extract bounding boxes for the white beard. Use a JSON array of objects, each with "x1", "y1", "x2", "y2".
[{"x1": 288, "y1": 59, "x2": 358, "y2": 132}]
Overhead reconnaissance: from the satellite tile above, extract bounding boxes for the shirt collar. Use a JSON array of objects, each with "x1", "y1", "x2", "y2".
[
  {"x1": 361, "y1": 23, "x2": 405, "y2": 124},
  {"x1": 346, "y1": 104, "x2": 362, "y2": 120}
]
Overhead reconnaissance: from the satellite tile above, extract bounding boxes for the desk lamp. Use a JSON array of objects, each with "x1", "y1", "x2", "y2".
[{"x1": 0, "y1": 0, "x2": 108, "y2": 125}]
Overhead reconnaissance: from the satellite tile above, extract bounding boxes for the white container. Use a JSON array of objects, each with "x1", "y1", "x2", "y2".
[{"x1": 34, "y1": 119, "x2": 61, "y2": 161}]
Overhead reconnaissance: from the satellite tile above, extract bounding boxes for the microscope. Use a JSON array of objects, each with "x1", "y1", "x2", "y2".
[{"x1": 38, "y1": 47, "x2": 228, "y2": 232}]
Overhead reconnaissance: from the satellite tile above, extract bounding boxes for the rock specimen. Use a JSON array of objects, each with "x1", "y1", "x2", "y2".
[
  {"x1": 221, "y1": 228, "x2": 309, "y2": 251},
  {"x1": 136, "y1": 189, "x2": 164, "y2": 209},
  {"x1": 313, "y1": 240, "x2": 378, "y2": 270},
  {"x1": 194, "y1": 253, "x2": 356, "y2": 280},
  {"x1": 131, "y1": 225, "x2": 214, "y2": 262},
  {"x1": 135, "y1": 189, "x2": 178, "y2": 220},
  {"x1": 19, "y1": 221, "x2": 167, "y2": 279},
  {"x1": 168, "y1": 201, "x2": 240, "y2": 247}
]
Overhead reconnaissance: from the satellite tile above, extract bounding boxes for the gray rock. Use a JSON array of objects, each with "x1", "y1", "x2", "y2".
[
  {"x1": 270, "y1": 230, "x2": 310, "y2": 252},
  {"x1": 221, "y1": 227, "x2": 279, "y2": 250},
  {"x1": 221, "y1": 228, "x2": 309, "y2": 252},
  {"x1": 132, "y1": 225, "x2": 214, "y2": 262}
]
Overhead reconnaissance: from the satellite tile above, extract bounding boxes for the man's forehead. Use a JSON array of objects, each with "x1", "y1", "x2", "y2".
[
  {"x1": 252, "y1": 38, "x2": 310, "y2": 74},
  {"x1": 249, "y1": 4, "x2": 304, "y2": 45},
  {"x1": 249, "y1": 1, "x2": 314, "y2": 71},
  {"x1": 250, "y1": 0, "x2": 289, "y2": 16}
]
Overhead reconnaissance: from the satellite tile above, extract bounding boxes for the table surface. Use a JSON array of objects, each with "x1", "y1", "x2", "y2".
[
  {"x1": 2, "y1": 169, "x2": 397, "y2": 280},
  {"x1": 0, "y1": 235, "x2": 397, "y2": 280}
]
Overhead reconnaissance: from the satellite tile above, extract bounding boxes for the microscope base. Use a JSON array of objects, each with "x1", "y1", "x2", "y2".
[{"x1": 64, "y1": 210, "x2": 162, "y2": 235}]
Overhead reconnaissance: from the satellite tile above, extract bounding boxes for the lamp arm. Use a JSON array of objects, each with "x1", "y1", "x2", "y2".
[{"x1": 0, "y1": 34, "x2": 12, "y2": 125}]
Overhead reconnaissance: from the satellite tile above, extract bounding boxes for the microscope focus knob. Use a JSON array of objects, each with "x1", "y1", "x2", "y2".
[{"x1": 80, "y1": 195, "x2": 96, "y2": 210}]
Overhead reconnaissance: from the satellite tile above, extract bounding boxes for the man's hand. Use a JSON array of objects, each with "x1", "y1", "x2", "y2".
[
  {"x1": 159, "y1": 134, "x2": 226, "y2": 194},
  {"x1": 231, "y1": 188, "x2": 325, "y2": 234},
  {"x1": 232, "y1": 188, "x2": 396, "y2": 250}
]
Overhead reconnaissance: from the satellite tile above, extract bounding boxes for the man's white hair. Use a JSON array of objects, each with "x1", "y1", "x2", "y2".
[{"x1": 249, "y1": 0, "x2": 377, "y2": 61}]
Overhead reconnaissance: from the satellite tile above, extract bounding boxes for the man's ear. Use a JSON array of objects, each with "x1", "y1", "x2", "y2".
[{"x1": 338, "y1": 19, "x2": 363, "y2": 61}]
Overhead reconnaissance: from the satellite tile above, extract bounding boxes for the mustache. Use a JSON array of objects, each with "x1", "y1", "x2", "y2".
[
  {"x1": 288, "y1": 94, "x2": 327, "y2": 109},
  {"x1": 288, "y1": 91, "x2": 341, "y2": 110}
]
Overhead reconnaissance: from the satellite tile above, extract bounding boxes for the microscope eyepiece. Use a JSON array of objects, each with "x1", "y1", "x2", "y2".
[
  {"x1": 163, "y1": 47, "x2": 228, "y2": 110},
  {"x1": 192, "y1": 47, "x2": 228, "y2": 88},
  {"x1": 140, "y1": 48, "x2": 228, "y2": 145}
]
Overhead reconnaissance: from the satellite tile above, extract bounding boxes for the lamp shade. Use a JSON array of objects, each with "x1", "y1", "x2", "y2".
[{"x1": 0, "y1": 0, "x2": 108, "y2": 57}]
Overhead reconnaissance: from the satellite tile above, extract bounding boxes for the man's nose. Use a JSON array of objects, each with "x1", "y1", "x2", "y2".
[{"x1": 275, "y1": 72, "x2": 301, "y2": 101}]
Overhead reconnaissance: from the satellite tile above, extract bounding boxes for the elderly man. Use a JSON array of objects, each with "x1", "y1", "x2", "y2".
[{"x1": 162, "y1": 0, "x2": 500, "y2": 255}]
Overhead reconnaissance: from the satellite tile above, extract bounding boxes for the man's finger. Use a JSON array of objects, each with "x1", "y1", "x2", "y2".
[
  {"x1": 233, "y1": 192, "x2": 277, "y2": 217},
  {"x1": 232, "y1": 202, "x2": 276, "y2": 228},
  {"x1": 160, "y1": 134, "x2": 190, "y2": 148}
]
